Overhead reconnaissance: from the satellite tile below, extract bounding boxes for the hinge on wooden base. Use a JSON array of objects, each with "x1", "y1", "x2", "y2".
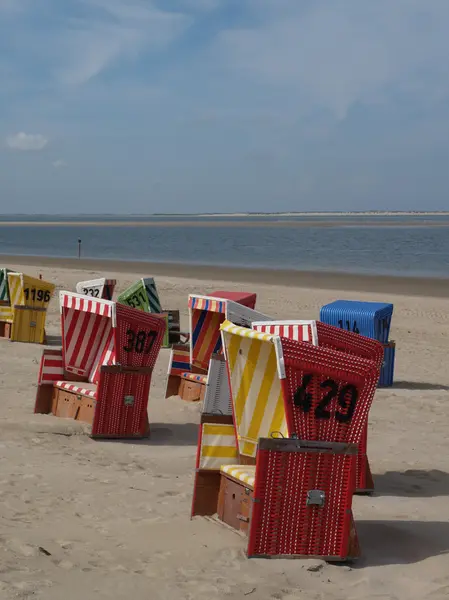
[{"x1": 237, "y1": 514, "x2": 249, "y2": 523}]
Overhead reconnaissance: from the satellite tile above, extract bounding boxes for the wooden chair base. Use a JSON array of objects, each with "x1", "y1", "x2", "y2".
[
  {"x1": 179, "y1": 378, "x2": 206, "y2": 402},
  {"x1": 52, "y1": 386, "x2": 96, "y2": 425},
  {"x1": 0, "y1": 321, "x2": 11, "y2": 339}
]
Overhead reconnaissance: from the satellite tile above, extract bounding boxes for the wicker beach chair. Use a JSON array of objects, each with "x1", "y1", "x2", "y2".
[
  {"x1": 117, "y1": 277, "x2": 185, "y2": 347},
  {"x1": 166, "y1": 291, "x2": 272, "y2": 414},
  {"x1": 0, "y1": 272, "x2": 55, "y2": 343},
  {"x1": 75, "y1": 278, "x2": 116, "y2": 300},
  {"x1": 34, "y1": 291, "x2": 165, "y2": 438},
  {"x1": 117, "y1": 277, "x2": 162, "y2": 313},
  {"x1": 252, "y1": 320, "x2": 384, "y2": 493},
  {"x1": 320, "y1": 300, "x2": 396, "y2": 386},
  {"x1": 192, "y1": 321, "x2": 380, "y2": 560}
]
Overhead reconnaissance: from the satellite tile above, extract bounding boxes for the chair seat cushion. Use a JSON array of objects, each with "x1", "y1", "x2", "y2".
[
  {"x1": 220, "y1": 464, "x2": 256, "y2": 488},
  {"x1": 55, "y1": 380, "x2": 97, "y2": 399},
  {"x1": 181, "y1": 372, "x2": 207, "y2": 384}
]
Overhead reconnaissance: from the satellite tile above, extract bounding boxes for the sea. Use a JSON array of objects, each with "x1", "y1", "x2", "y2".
[{"x1": 1, "y1": 214, "x2": 448, "y2": 278}]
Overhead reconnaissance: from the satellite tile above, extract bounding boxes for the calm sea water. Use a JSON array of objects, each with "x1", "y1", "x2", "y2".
[{"x1": 1, "y1": 215, "x2": 449, "y2": 278}]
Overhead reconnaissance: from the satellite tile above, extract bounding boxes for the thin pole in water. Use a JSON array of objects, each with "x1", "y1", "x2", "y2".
[{"x1": 78, "y1": 238, "x2": 82, "y2": 259}]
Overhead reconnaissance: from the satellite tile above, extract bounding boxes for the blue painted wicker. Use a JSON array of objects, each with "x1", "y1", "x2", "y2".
[
  {"x1": 378, "y1": 341, "x2": 395, "y2": 387},
  {"x1": 320, "y1": 300, "x2": 393, "y2": 343}
]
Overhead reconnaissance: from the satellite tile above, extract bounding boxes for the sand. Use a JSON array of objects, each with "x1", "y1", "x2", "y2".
[{"x1": 0, "y1": 260, "x2": 448, "y2": 600}]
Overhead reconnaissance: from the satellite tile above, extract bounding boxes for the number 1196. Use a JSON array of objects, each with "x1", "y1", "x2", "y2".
[{"x1": 24, "y1": 288, "x2": 51, "y2": 303}]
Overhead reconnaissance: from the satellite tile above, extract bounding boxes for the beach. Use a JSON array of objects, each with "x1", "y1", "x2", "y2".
[{"x1": 1, "y1": 260, "x2": 448, "y2": 599}]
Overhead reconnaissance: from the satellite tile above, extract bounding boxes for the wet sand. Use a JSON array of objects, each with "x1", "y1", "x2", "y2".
[{"x1": 0, "y1": 254, "x2": 447, "y2": 298}]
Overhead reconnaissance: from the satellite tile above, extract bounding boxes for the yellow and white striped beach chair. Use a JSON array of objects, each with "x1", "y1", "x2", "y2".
[{"x1": 191, "y1": 322, "x2": 287, "y2": 517}]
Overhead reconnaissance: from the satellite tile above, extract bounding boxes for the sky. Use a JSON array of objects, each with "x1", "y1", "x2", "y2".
[{"x1": 1, "y1": 0, "x2": 449, "y2": 214}]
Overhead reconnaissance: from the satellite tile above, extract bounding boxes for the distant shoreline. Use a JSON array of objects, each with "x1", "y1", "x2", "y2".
[
  {"x1": 1, "y1": 218, "x2": 449, "y2": 228},
  {"x1": 2, "y1": 254, "x2": 448, "y2": 298},
  {"x1": 1, "y1": 210, "x2": 449, "y2": 218}
]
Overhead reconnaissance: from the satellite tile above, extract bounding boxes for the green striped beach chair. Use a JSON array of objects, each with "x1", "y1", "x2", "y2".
[
  {"x1": 117, "y1": 278, "x2": 162, "y2": 313},
  {"x1": 0, "y1": 268, "x2": 13, "y2": 304},
  {"x1": 117, "y1": 278, "x2": 169, "y2": 347}
]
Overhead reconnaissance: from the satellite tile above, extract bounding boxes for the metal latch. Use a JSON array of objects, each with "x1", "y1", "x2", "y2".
[
  {"x1": 124, "y1": 395, "x2": 135, "y2": 406},
  {"x1": 306, "y1": 490, "x2": 325, "y2": 507},
  {"x1": 30, "y1": 321, "x2": 36, "y2": 327},
  {"x1": 237, "y1": 514, "x2": 249, "y2": 523}
]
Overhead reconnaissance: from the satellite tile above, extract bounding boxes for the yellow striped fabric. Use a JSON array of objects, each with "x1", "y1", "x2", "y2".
[
  {"x1": 199, "y1": 423, "x2": 238, "y2": 470},
  {"x1": 0, "y1": 305, "x2": 13, "y2": 322},
  {"x1": 8, "y1": 273, "x2": 25, "y2": 307},
  {"x1": 221, "y1": 321, "x2": 275, "y2": 342},
  {"x1": 220, "y1": 320, "x2": 287, "y2": 457},
  {"x1": 220, "y1": 464, "x2": 256, "y2": 488}
]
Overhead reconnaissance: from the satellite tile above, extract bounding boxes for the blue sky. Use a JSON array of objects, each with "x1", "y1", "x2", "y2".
[{"x1": 1, "y1": 0, "x2": 448, "y2": 213}]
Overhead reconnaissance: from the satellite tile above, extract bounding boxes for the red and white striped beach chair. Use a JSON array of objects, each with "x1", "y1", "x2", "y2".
[
  {"x1": 34, "y1": 291, "x2": 166, "y2": 438},
  {"x1": 252, "y1": 319, "x2": 383, "y2": 493},
  {"x1": 192, "y1": 321, "x2": 380, "y2": 560}
]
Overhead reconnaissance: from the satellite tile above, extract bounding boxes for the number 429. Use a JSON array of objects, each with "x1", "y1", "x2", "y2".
[{"x1": 294, "y1": 374, "x2": 359, "y2": 424}]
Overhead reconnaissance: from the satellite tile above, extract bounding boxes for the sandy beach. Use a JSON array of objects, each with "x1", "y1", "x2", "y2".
[{"x1": 0, "y1": 260, "x2": 448, "y2": 599}]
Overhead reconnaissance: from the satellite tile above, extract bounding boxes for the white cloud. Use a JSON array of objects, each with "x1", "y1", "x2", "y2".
[
  {"x1": 56, "y1": 0, "x2": 192, "y2": 85},
  {"x1": 6, "y1": 132, "x2": 48, "y2": 151},
  {"x1": 52, "y1": 159, "x2": 67, "y2": 168},
  {"x1": 218, "y1": 0, "x2": 449, "y2": 119}
]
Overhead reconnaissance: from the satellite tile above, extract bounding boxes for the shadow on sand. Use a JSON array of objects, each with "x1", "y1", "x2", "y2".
[
  {"x1": 97, "y1": 422, "x2": 200, "y2": 447},
  {"x1": 392, "y1": 380, "x2": 449, "y2": 391},
  {"x1": 373, "y1": 469, "x2": 449, "y2": 498},
  {"x1": 353, "y1": 520, "x2": 449, "y2": 567}
]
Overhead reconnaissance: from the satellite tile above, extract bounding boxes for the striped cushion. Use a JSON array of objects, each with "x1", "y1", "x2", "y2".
[
  {"x1": 220, "y1": 465, "x2": 256, "y2": 488},
  {"x1": 55, "y1": 381, "x2": 97, "y2": 399},
  {"x1": 198, "y1": 423, "x2": 238, "y2": 470},
  {"x1": 182, "y1": 372, "x2": 207, "y2": 384}
]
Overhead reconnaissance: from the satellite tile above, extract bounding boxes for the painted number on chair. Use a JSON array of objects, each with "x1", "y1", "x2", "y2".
[
  {"x1": 124, "y1": 291, "x2": 147, "y2": 309},
  {"x1": 294, "y1": 375, "x2": 358, "y2": 423},
  {"x1": 338, "y1": 320, "x2": 360, "y2": 334},
  {"x1": 82, "y1": 287, "x2": 100, "y2": 297},
  {"x1": 24, "y1": 288, "x2": 51, "y2": 303},
  {"x1": 123, "y1": 329, "x2": 157, "y2": 354}
]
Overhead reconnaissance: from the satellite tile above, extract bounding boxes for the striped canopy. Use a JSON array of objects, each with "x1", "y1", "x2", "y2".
[{"x1": 220, "y1": 320, "x2": 286, "y2": 458}]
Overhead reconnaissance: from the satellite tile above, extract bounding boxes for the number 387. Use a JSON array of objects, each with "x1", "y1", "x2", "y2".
[{"x1": 123, "y1": 329, "x2": 157, "y2": 354}]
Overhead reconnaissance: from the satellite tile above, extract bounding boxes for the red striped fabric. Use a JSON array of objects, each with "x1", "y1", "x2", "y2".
[
  {"x1": 191, "y1": 309, "x2": 223, "y2": 369},
  {"x1": 60, "y1": 292, "x2": 116, "y2": 381},
  {"x1": 55, "y1": 381, "x2": 97, "y2": 399},
  {"x1": 253, "y1": 323, "x2": 314, "y2": 343},
  {"x1": 39, "y1": 353, "x2": 64, "y2": 384}
]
